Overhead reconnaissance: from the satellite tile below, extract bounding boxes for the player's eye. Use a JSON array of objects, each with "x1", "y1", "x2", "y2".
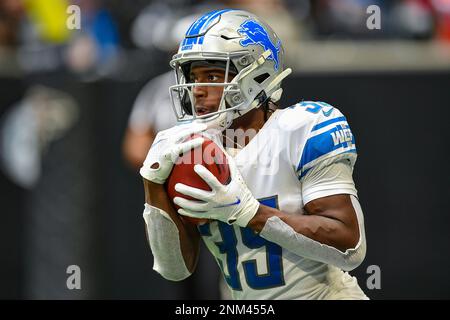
[{"x1": 207, "y1": 74, "x2": 221, "y2": 82}]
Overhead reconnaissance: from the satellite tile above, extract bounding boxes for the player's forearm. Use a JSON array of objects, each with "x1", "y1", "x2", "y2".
[
  {"x1": 144, "y1": 179, "x2": 200, "y2": 272},
  {"x1": 248, "y1": 204, "x2": 357, "y2": 252},
  {"x1": 248, "y1": 195, "x2": 366, "y2": 271}
]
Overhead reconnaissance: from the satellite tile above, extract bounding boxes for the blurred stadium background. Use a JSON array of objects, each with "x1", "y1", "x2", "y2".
[{"x1": 1, "y1": 0, "x2": 450, "y2": 299}]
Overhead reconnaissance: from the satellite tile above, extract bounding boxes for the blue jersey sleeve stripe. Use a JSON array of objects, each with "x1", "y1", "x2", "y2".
[
  {"x1": 311, "y1": 116, "x2": 347, "y2": 132},
  {"x1": 297, "y1": 126, "x2": 355, "y2": 171}
]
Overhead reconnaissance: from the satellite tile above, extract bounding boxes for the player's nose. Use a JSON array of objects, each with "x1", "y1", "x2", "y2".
[{"x1": 193, "y1": 84, "x2": 207, "y2": 99}]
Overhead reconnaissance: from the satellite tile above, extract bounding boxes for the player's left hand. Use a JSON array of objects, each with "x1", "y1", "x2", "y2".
[{"x1": 173, "y1": 154, "x2": 260, "y2": 227}]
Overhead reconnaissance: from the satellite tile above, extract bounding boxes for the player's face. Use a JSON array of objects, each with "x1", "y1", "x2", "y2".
[{"x1": 189, "y1": 66, "x2": 235, "y2": 116}]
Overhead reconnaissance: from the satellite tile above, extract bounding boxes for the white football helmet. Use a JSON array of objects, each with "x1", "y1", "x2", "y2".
[{"x1": 169, "y1": 9, "x2": 292, "y2": 130}]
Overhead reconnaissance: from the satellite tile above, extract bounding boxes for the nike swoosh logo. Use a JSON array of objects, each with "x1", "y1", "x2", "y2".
[
  {"x1": 322, "y1": 108, "x2": 333, "y2": 117},
  {"x1": 213, "y1": 198, "x2": 241, "y2": 208}
]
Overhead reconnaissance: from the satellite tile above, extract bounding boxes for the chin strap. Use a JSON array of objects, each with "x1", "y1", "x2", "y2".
[{"x1": 194, "y1": 112, "x2": 231, "y2": 132}]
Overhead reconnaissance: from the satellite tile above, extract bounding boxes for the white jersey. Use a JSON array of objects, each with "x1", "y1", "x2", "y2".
[{"x1": 198, "y1": 101, "x2": 367, "y2": 300}]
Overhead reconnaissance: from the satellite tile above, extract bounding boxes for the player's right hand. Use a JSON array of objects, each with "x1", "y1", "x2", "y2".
[
  {"x1": 139, "y1": 123, "x2": 206, "y2": 184},
  {"x1": 174, "y1": 152, "x2": 260, "y2": 227}
]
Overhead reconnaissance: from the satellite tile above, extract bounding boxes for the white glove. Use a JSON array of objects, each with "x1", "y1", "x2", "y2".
[
  {"x1": 139, "y1": 123, "x2": 207, "y2": 184},
  {"x1": 173, "y1": 154, "x2": 260, "y2": 227}
]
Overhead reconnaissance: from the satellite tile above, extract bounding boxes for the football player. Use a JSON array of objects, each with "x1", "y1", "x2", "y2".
[{"x1": 140, "y1": 9, "x2": 368, "y2": 299}]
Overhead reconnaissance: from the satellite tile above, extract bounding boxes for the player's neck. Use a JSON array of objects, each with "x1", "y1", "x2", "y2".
[{"x1": 226, "y1": 108, "x2": 270, "y2": 148}]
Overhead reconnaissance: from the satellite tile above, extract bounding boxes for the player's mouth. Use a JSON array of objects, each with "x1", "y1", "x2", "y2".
[{"x1": 195, "y1": 106, "x2": 212, "y2": 116}]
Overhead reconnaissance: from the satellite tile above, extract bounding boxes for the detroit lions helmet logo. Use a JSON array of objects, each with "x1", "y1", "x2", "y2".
[{"x1": 238, "y1": 20, "x2": 281, "y2": 71}]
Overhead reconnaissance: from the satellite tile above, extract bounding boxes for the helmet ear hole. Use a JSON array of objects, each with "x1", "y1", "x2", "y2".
[{"x1": 253, "y1": 73, "x2": 270, "y2": 84}]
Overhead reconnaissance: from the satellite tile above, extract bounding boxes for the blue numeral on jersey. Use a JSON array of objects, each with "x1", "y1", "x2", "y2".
[
  {"x1": 304, "y1": 102, "x2": 322, "y2": 113},
  {"x1": 240, "y1": 196, "x2": 284, "y2": 289},
  {"x1": 297, "y1": 101, "x2": 333, "y2": 117},
  {"x1": 241, "y1": 227, "x2": 284, "y2": 289},
  {"x1": 198, "y1": 223, "x2": 242, "y2": 290},
  {"x1": 215, "y1": 223, "x2": 242, "y2": 290},
  {"x1": 199, "y1": 196, "x2": 284, "y2": 291}
]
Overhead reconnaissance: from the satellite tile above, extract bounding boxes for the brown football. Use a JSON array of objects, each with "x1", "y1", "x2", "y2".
[{"x1": 165, "y1": 134, "x2": 230, "y2": 225}]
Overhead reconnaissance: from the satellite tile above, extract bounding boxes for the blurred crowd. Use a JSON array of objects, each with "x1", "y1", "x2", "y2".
[{"x1": 1, "y1": 0, "x2": 450, "y2": 78}]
